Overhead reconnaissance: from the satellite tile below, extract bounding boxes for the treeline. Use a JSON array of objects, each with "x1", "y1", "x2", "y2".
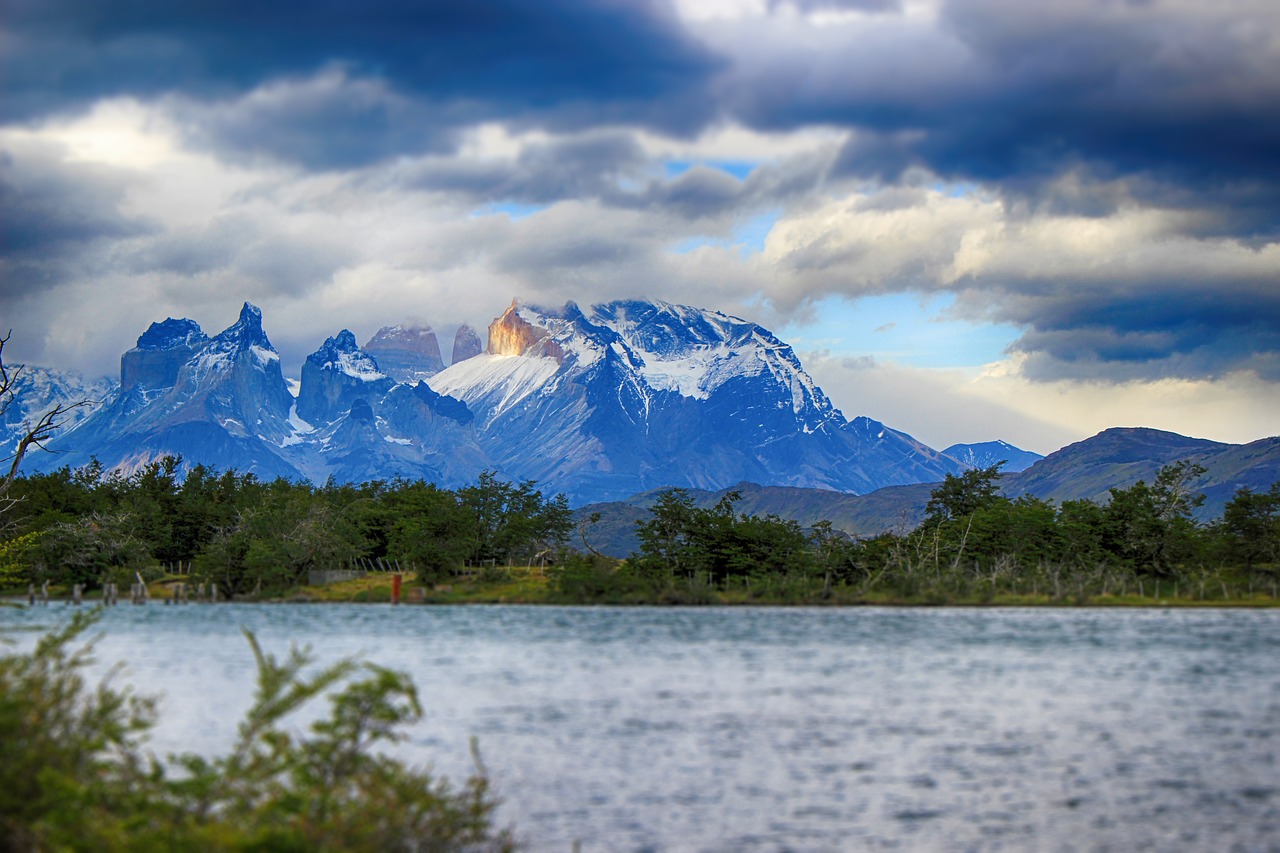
[
  {"x1": 556, "y1": 461, "x2": 1280, "y2": 604},
  {"x1": 3, "y1": 456, "x2": 1278, "y2": 605},
  {"x1": 0, "y1": 458, "x2": 571, "y2": 595}
]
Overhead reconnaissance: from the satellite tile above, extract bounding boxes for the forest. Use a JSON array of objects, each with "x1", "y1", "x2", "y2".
[{"x1": 1, "y1": 455, "x2": 1277, "y2": 606}]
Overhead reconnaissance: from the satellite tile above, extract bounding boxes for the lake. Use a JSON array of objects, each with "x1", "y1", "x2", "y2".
[{"x1": 3, "y1": 603, "x2": 1278, "y2": 852}]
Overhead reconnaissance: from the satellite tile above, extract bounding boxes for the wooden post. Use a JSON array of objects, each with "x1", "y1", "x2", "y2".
[
  {"x1": 392, "y1": 573, "x2": 402, "y2": 605},
  {"x1": 71, "y1": 584, "x2": 82, "y2": 605}
]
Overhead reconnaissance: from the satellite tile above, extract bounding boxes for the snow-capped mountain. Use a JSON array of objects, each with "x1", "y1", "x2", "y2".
[
  {"x1": 942, "y1": 440, "x2": 1044, "y2": 473},
  {"x1": 296, "y1": 330, "x2": 393, "y2": 425},
  {"x1": 1, "y1": 365, "x2": 117, "y2": 457},
  {"x1": 426, "y1": 300, "x2": 959, "y2": 501},
  {"x1": 32, "y1": 303, "x2": 303, "y2": 479},
  {"x1": 23, "y1": 298, "x2": 964, "y2": 502}
]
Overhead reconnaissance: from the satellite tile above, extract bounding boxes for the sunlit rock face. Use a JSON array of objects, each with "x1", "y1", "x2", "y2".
[
  {"x1": 450, "y1": 324, "x2": 483, "y2": 365},
  {"x1": 487, "y1": 301, "x2": 565, "y2": 362},
  {"x1": 425, "y1": 299, "x2": 961, "y2": 503},
  {"x1": 364, "y1": 325, "x2": 445, "y2": 383}
]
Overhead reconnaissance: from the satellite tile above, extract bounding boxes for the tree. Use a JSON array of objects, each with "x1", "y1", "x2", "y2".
[
  {"x1": 1220, "y1": 483, "x2": 1280, "y2": 569},
  {"x1": 1104, "y1": 461, "x2": 1207, "y2": 575},
  {"x1": 924, "y1": 463, "x2": 1005, "y2": 525}
]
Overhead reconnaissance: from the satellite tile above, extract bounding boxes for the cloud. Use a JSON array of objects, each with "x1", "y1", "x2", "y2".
[
  {"x1": 803, "y1": 350, "x2": 1280, "y2": 454},
  {"x1": 1, "y1": 0, "x2": 723, "y2": 165},
  {"x1": 698, "y1": 0, "x2": 1280, "y2": 229},
  {"x1": 757, "y1": 185, "x2": 1280, "y2": 381},
  {"x1": 1, "y1": 0, "x2": 1278, "y2": 432}
]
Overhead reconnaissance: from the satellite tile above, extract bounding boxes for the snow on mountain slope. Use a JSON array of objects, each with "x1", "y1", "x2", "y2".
[
  {"x1": 17, "y1": 297, "x2": 964, "y2": 503},
  {"x1": 1, "y1": 366, "x2": 117, "y2": 455},
  {"x1": 942, "y1": 440, "x2": 1044, "y2": 473},
  {"x1": 426, "y1": 299, "x2": 959, "y2": 501}
]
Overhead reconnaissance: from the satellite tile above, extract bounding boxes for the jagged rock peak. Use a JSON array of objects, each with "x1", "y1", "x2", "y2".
[
  {"x1": 487, "y1": 300, "x2": 564, "y2": 361},
  {"x1": 365, "y1": 324, "x2": 444, "y2": 382},
  {"x1": 213, "y1": 302, "x2": 274, "y2": 352},
  {"x1": 451, "y1": 324, "x2": 483, "y2": 365},
  {"x1": 134, "y1": 318, "x2": 207, "y2": 351},
  {"x1": 307, "y1": 330, "x2": 385, "y2": 380}
]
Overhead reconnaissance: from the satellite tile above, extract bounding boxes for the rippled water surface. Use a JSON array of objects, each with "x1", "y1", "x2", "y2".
[{"x1": 4, "y1": 604, "x2": 1278, "y2": 851}]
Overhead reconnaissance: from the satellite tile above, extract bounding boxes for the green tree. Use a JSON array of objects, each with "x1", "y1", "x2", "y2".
[
  {"x1": 1104, "y1": 461, "x2": 1207, "y2": 575},
  {"x1": 1219, "y1": 482, "x2": 1280, "y2": 569},
  {"x1": 924, "y1": 464, "x2": 1005, "y2": 525}
]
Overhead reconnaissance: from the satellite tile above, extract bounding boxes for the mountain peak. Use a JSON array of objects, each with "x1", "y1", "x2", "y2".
[
  {"x1": 212, "y1": 302, "x2": 275, "y2": 354},
  {"x1": 134, "y1": 318, "x2": 208, "y2": 351},
  {"x1": 488, "y1": 301, "x2": 565, "y2": 361},
  {"x1": 307, "y1": 330, "x2": 384, "y2": 380},
  {"x1": 365, "y1": 324, "x2": 444, "y2": 382},
  {"x1": 451, "y1": 324, "x2": 483, "y2": 365}
]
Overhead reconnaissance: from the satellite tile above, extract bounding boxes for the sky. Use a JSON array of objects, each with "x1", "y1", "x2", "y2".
[{"x1": 1, "y1": 0, "x2": 1278, "y2": 454}]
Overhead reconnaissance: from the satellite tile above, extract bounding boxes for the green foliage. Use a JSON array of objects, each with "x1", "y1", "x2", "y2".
[
  {"x1": 0, "y1": 530, "x2": 40, "y2": 588},
  {"x1": 633, "y1": 489, "x2": 815, "y2": 586},
  {"x1": 0, "y1": 611, "x2": 516, "y2": 851},
  {"x1": 1219, "y1": 482, "x2": 1280, "y2": 569},
  {"x1": 1103, "y1": 461, "x2": 1208, "y2": 575},
  {"x1": 3, "y1": 460, "x2": 573, "y2": 597},
  {"x1": 29, "y1": 511, "x2": 151, "y2": 589},
  {"x1": 924, "y1": 464, "x2": 1005, "y2": 525}
]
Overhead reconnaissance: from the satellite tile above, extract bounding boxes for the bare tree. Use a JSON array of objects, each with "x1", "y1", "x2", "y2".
[{"x1": 0, "y1": 332, "x2": 94, "y2": 516}]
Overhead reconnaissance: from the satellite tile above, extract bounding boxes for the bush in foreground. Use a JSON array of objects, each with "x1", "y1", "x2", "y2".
[{"x1": 0, "y1": 610, "x2": 516, "y2": 852}]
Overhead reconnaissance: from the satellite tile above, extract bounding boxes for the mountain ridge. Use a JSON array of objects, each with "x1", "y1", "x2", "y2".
[{"x1": 17, "y1": 298, "x2": 980, "y2": 503}]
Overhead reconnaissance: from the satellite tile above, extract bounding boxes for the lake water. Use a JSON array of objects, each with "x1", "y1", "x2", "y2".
[{"x1": 3, "y1": 603, "x2": 1278, "y2": 852}]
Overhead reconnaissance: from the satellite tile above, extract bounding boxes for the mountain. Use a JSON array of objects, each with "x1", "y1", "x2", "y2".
[
  {"x1": 296, "y1": 330, "x2": 394, "y2": 425},
  {"x1": 450, "y1": 325, "x2": 483, "y2": 365},
  {"x1": 578, "y1": 428, "x2": 1280, "y2": 556},
  {"x1": 2, "y1": 365, "x2": 117, "y2": 457},
  {"x1": 943, "y1": 440, "x2": 1043, "y2": 473},
  {"x1": 21, "y1": 298, "x2": 963, "y2": 503},
  {"x1": 1002, "y1": 427, "x2": 1280, "y2": 518},
  {"x1": 426, "y1": 300, "x2": 961, "y2": 503},
  {"x1": 1001, "y1": 427, "x2": 1229, "y2": 505},
  {"x1": 32, "y1": 304, "x2": 304, "y2": 480},
  {"x1": 363, "y1": 325, "x2": 445, "y2": 383}
]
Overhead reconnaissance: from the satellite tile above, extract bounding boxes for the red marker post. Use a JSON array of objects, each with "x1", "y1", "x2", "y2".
[{"x1": 391, "y1": 573, "x2": 402, "y2": 605}]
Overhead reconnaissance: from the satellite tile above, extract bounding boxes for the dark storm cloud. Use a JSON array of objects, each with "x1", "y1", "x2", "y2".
[
  {"x1": 0, "y1": 146, "x2": 152, "y2": 258},
  {"x1": 979, "y1": 274, "x2": 1280, "y2": 382},
  {"x1": 395, "y1": 130, "x2": 831, "y2": 221},
  {"x1": 0, "y1": 142, "x2": 156, "y2": 301},
  {"x1": 0, "y1": 0, "x2": 722, "y2": 166},
  {"x1": 401, "y1": 132, "x2": 650, "y2": 203},
  {"x1": 716, "y1": 1, "x2": 1280, "y2": 232}
]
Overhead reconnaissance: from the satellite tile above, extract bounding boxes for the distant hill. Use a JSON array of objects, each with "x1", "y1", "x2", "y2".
[
  {"x1": 577, "y1": 481, "x2": 936, "y2": 558},
  {"x1": 578, "y1": 427, "x2": 1280, "y2": 557},
  {"x1": 1001, "y1": 427, "x2": 1280, "y2": 518},
  {"x1": 942, "y1": 440, "x2": 1043, "y2": 473}
]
